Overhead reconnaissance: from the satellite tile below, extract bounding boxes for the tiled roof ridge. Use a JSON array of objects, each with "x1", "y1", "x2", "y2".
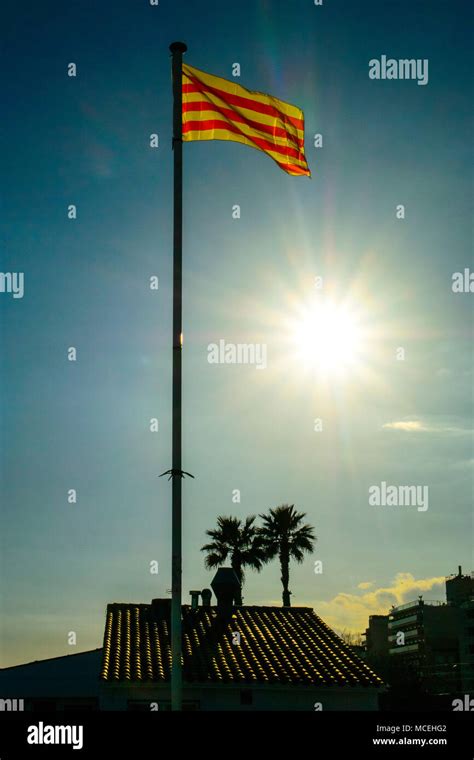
[{"x1": 105, "y1": 601, "x2": 316, "y2": 610}]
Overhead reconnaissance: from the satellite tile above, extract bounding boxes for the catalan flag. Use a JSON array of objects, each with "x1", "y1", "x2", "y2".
[{"x1": 182, "y1": 64, "x2": 310, "y2": 177}]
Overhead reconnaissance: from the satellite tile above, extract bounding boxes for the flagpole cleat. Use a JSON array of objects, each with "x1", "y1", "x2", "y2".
[{"x1": 159, "y1": 469, "x2": 195, "y2": 481}]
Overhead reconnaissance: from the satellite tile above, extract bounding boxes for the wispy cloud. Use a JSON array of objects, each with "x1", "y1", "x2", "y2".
[
  {"x1": 383, "y1": 418, "x2": 472, "y2": 435},
  {"x1": 383, "y1": 420, "x2": 428, "y2": 432},
  {"x1": 451, "y1": 458, "x2": 474, "y2": 470},
  {"x1": 314, "y1": 573, "x2": 445, "y2": 632}
]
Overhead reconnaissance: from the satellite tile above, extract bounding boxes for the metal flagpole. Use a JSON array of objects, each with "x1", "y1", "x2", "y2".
[{"x1": 168, "y1": 40, "x2": 187, "y2": 712}]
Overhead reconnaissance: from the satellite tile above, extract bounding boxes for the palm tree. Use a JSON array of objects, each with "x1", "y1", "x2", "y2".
[
  {"x1": 259, "y1": 504, "x2": 316, "y2": 607},
  {"x1": 201, "y1": 515, "x2": 266, "y2": 604}
]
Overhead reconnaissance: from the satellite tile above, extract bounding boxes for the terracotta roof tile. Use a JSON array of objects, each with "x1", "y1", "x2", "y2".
[{"x1": 99, "y1": 603, "x2": 383, "y2": 687}]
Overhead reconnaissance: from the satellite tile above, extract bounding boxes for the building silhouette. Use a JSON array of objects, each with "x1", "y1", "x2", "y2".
[{"x1": 364, "y1": 566, "x2": 474, "y2": 698}]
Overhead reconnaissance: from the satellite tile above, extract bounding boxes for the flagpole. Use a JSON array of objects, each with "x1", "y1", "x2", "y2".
[{"x1": 169, "y1": 39, "x2": 187, "y2": 712}]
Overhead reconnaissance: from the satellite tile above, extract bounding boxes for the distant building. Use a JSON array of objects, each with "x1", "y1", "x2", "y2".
[
  {"x1": 365, "y1": 615, "x2": 389, "y2": 659},
  {"x1": 446, "y1": 566, "x2": 474, "y2": 606},
  {"x1": 458, "y1": 599, "x2": 474, "y2": 693},
  {"x1": 386, "y1": 567, "x2": 474, "y2": 695},
  {"x1": 388, "y1": 599, "x2": 460, "y2": 693},
  {"x1": 447, "y1": 566, "x2": 474, "y2": 693}
]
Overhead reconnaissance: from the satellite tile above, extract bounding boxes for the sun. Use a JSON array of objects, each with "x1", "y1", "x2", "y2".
[{"x1": 290, "y1": 298, "x2": 365, "y2": 375}]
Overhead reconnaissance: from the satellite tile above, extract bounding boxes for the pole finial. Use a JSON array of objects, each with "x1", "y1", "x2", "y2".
[{"x1": 170, "y1": 41, "x2": 187, "y2": 54}]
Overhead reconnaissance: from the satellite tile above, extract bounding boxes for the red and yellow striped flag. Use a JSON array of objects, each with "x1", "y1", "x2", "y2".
[{"x1": 182, "y1": 64, "x2": 310, "y2": 177}]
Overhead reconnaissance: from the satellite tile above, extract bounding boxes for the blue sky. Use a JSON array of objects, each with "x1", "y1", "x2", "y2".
[{"x1": 1, "y1": 0, "x2": 472, "y2": 666}]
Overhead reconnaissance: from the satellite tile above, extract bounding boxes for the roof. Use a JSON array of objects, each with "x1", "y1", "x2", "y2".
[
  {"x1": 100, "y1": 602, "x2": 383, "y2": 687},
  {"x1": 0, "y1": 649, "x2": 103, "y2": 698},
  {"x1": 0, "y1": 649, "x2": 102, "y2": 672}
]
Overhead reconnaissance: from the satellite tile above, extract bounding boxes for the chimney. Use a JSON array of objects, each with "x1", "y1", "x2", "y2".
[
  {"x1": 189, "y1": 590, "x2": 200, "y2": 610},
  {"x1": 151, "y1": 598, "x2": 171, "y2": 622},
  {"x1": 210, "y1": 568, "x2": 240, "y2": 614},
  {"x1": 458, "y1": 565, "x2": 462, "y2": 577},
  {"x1": 201, "y1": 588, "x2": 212, "y2": 607}
]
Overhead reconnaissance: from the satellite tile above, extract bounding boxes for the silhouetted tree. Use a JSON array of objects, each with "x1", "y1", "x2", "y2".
[
  {"x1": 337, "y1": 629, "x2": 364, "y2": 646},
  {"x1": 201, "y1": 516, "x2": 266, "y2": 604},
  {"x1": 259, "y1": 504, "x2": 316, "y2": 607}
]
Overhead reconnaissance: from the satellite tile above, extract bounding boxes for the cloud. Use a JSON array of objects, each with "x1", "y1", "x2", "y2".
[
  {"x1": 451, "y1": 458, "x2": 474, "y2": 470},
  {"x1": 383, "y1": 420, "x2": 427, "y2": 432},
  {"x1": 383, "y1": 419, "x2": 472, "y2": 435},
  {"x1": 314, "y1": 573, "x2": 445, "y2": 633},
  {"x1": 84, "y1": 138, "x2": 115, "y2": 178},
  {"x1": 357, "y1": 581, "x2": 374, "y2": 590}
]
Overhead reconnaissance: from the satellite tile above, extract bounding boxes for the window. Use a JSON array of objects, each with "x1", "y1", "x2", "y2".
[
  {"x1": 240, "y1": 690, "x2": 253, "y2": 706},
  {"x1": 31, "y1": 700, "x2": 56, "y2": 711},
  {"x1": 128, "y1": 701, "x2": 164, "y2": 711},
  {"x1": 128, "y1": 700, "x2": 199, "y2": 711},
  {"x1": 183, "y1": 702, "x2": 199, "y2": 711},
  {"x1": 62, "y1": 702, "x2": 97, "y2": 711}
]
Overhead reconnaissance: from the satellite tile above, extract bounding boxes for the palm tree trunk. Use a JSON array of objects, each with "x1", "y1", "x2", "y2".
[
  {"x1": 280, "y1": 547, "x2": 291, "y2": 607},
  {"x1": 231, "y1": 557, "x2": 243, "y2": 606}
]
